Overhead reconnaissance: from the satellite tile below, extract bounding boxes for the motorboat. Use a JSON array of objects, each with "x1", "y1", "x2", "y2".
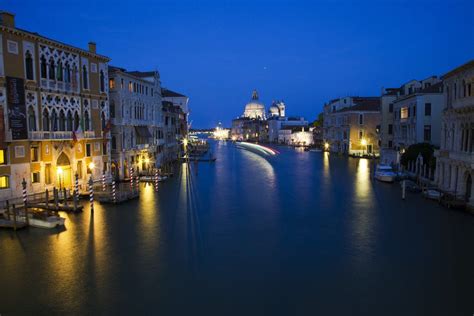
[
  {"x1": 423, "y1": 189, "x2": 442, "y2": 201},
  {"x1": 28, "y1": 210, "x2": 66, "y2": 229},
  {"x1": 375, "y1": 165, "x2": 397, "y2": 183}
]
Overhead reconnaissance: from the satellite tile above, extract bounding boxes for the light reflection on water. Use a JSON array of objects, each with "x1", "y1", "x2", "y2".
[{"x1": 0, "y1": 142, "x2": 473, "y2": 315}]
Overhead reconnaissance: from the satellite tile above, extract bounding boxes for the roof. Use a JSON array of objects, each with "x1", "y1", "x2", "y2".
[
  {"x1": 418, "y1": 82, "x2": 443, "y2": 94},
  {"x1": 442, "y1": 59, "x2": 474, "y2": 79},
  {"x1": 162, "y1": 88, "x2": 187, "y2": 98},
  {"x1": 336, "y1": 99, "x2": 381, "y2": 113},
  {"x1": 126, "y1": 71, "x2": 159, "y2": 78},
  {"x1": 382, "y1": 88, "x2": 401, "y2": 96}
]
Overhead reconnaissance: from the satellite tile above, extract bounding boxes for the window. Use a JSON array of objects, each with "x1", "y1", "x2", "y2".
[
  {"x1": 48, "y1": 57, "x2": 55, "y2": 80},
  {"x1": 64, "y1": 62, "x2": 71, "y2": 83},
  {"x1": 15, "y1": 146, "x2": 25, "y2": 158},
  {"x1": 111, "y1": 136, "x2": 117, "y2": 150},
  {"x1": 25, "y1": 51, "x2": 34, "y2": 80},
  {"x1": 86, "y1": 144, "x2": 91, "y2": 157},
  {"x1": 28, "y1": 106, "x2": 36, "y2": 131},
  {"x1": 31, "y1": 172, "x2": 40, "y2": 183},
  {"x1": 42, "y1": 109, "x2": 50, "y2": 131},
  {"x1": 121, "y1": 78, "x2": 124, "y2": 89},
  {"x1": 389, "y1": 103, "x2": 393, "y2": 113},
  {"x1": 128, "y1": 81, "x2": 133, "y2": 92},
  {"x1": 400, "y1": 107, "x2": 408, "y2": 119},
  {"x1": 109, "y1": 78, "x2": 115, "y2": 90},
  {"x1": 84, "y1": 111, "x2": 90, "y2": 131},
  {"x1": 425, "y1": 103, "x2": 431, "y2": 116},
  {"x1": 94, "y1": 142, "x2": 100, "y2": 153},
  {"x1": 424, "y1": 125, "x2": 431, "y2": 142},
  {"x1": 358, "y1": 130, "x2": 363, "y2": 140},
  {"x1": 388, "y1": 124, "x2": 393, "y2": 135},
  {"x1": 82, "y1": 65, "x2": 89, "y2": 89},
  {"x1": 59, "y1": 110, "x2": 66, "y2": 131},
  {"x1": 413, "y1": 105, "x2": 416, "y2": 116},
  {"x1": 359, "y1": 114, "x2": 363, "y2": 125},
  {"x1": 0, "y1": 176, "x2": 10, "y2": 189},
  {"x1": 102, "y1": 142, "x2": 107, "y2": 155},
  {"x1": 30, "y1": 146, "x2": 39, "y2": 162},
  {"x1": 40, "y1": 56, "x2": 47, "y2": 79},
  {"x1": 45, "y1": 164, "x2": 51, "y2": 184},
  {"x1": 0, "y1": 149, "x2": 6, "y2": 165}
]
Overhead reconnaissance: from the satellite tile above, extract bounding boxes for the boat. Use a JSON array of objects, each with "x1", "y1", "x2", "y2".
[
  {"x1": 401, "y1": 180, "x2": 421, "y2": 193},
  {"x1": 375, "y1": 165, "x2": 397, "y2": 183},
  {"x1": 309, "y1": 148, "x2": 322, "y2": 152},
  {"x1": 423, "y1": 189, "x2": 442, "y2": 200},
  {"x1": 27, "y1": 210, "x2": 66, "y2": 229}
]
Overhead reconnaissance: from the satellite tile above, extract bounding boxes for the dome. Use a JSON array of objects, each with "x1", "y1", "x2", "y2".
[
  {"x1": 243, "y1": 89, "x2": 266, "y2": 119},
  {"x1": 269, "y1": 105, "x2": 280, "y2": 117}
]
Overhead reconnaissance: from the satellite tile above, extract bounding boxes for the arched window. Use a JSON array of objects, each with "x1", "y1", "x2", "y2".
[
  {"x1": 59, "y1": 110, "x2": 66, "y2": 131},
  {"x1": 111, "y1": 136, "x2": 117, "y2": 150},
  {"x1": 66, "y1": 111, "x2": 73, "y2": 131},
  {"x1": 25, "y1": 51, "x2": 34, "y2": 80},
  {"x1": 82, "y1": 65, "x2": 88, "y2": 89},
  {"x1": 84, "y1": 111, "x2": 90, "y2": 131},
  {"x1": 28, "y1": 106, "x2": 36, "y2": 131},
  {"x1": 74, "y1": 112, "x2": 80, "y2": 131},
  {"x1": 101, "y1": 111, "x2": 106, "y2": 131},
  {"x1": 454, "y1": 83, "x2": 457, "y2": 100},
  {"x1": 42, "y1": 109, "x2": 50, "y2": 131},
  {"x1": 64, "y1": 62, "x2": 71, "y2": 83},
  {"x1": 51, "y1": 110, "x2": 58, "y2": 131},
  {"x1": 57, "y1": 62, "x2": 63, "y2": 82},
  {"x1": 40, "y1": 56, "x2": 47, "y2": 79},
  {"x1": 463, "y1": 80, "x2": 466, "y2": 97},
  {"x1": 48, "y1": 57, "x2": 55, "y2": 80},
  {"x1": 100, "y1": 70, "x2": 105, "y2": 92}
]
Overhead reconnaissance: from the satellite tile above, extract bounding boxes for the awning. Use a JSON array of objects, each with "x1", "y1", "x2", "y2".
[{"x1": 134, "y1": 126, "x2": 152, "y2": 138}]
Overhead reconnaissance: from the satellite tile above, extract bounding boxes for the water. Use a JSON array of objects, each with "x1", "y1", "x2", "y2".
[{"x1": 1, "y1": 141, "x2": 473, "y2": 315}]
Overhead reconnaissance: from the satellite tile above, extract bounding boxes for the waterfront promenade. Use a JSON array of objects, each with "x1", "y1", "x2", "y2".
[{"x1": 0, "y1": 141, "x2": 473, "y2": 315}]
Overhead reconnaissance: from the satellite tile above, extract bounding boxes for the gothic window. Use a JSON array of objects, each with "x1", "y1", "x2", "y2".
[
  {"x1": 82, "y1": 65, "x2": 89, "y2": 89},
  {"x1": 51, "y1": 110, "x2": 58, "y2": 131},
  {"x1": 48, "y1": 57, "x2": 55, "y2": 80},
  {"x1": 64, "y1": 62, "x2": 71, "y2": 83},
  {"x1": 84, "y1": 111, "x2": 90, "y2": 131},
  {"x1": 59, "y1": 110, "x2": 66, "y2": 131},
  {"x1": 28, "y1": 106, "x2": 36, "y2": 131},
  {"x1": 42, "y1": 109, "x2": 50, "y2": 131},
  {"x1": 40, "y1": 56, "x2": 47, "y2": 79},
  {"x1": 66, "y1": 111, "x2": 73, "y2": 131},
  {"x1": 74, "y1": 112, "x2": 80, "y2": 131},
  {"x1": 57, "y1": 62, "x2": 63, "y2": 82},
  {"x1": 25, "y1": 51, "x2": 34, "y2": 80},
  {"x1": 100, "y1": 70, "x2": 105, "y2": 92}
]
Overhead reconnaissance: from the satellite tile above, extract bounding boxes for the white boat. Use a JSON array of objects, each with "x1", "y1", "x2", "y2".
[
  {"x1": 423, "y1": 189, "x2": 442, "y2": 200},
  {"x1": 28, "y1": 211, "x2": 66, "y2": 229},
  {"x1": 309, "y1": 148, "x2": 322, "y2": 152},
  {"x1": 375, "y1": 165, "x2": 397, "y2": 183}
]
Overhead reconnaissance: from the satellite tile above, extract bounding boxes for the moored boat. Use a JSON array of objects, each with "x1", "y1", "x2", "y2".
[
  {"x1": 26, "y1": 210, "x2": 66, "y2": 229},
  {"x1": 375, "y1": 165, "x2": 397, "y2": 183}
]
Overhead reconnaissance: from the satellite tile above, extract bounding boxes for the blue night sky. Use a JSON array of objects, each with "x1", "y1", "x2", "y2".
[{"x1": 3, "y1": 0, "x2": 473, "y2": 128}]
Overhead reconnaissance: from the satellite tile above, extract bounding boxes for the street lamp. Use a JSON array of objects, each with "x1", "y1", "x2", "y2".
[
  {"x1": 324, "y1": 142, "x2": 329, "y2": 151},
  {"x1": 57, "y1": 167, "x2": 63, "y2": 190}
]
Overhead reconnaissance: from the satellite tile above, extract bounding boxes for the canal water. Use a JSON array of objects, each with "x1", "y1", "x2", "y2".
[{"x1": 1, "y1": 141, "x2": 473, "y2": 315}]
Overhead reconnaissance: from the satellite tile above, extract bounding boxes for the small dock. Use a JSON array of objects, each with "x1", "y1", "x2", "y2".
[{"x1": 0, "y1": 219, "x2": 27, "y2": 230}]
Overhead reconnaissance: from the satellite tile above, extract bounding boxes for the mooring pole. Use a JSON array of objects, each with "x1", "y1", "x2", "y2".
[
  {"x1": 154, "y1": 168, "x2": 159, "y2": 192},
  {"x1": 402, "y1": 180, "x2": 406, "y2": 200},
  {"x1": 22, "y1": 178, "x2": 29, "y2": 226},
  {"x1": 88, "y1": 175, "x2": 94, "y2": 213},
  {"x1": 102, "y1": 172, "x2": 106, "y2": 192},
  {"x1": 130, "y1": 167, "x2": 134, "y2": 192},
  {"x1": 112, "y1": 179, "x2": 116, "y2": 204},
  {"x1": 74, "y1": 173, "x2": 79, "y2": 211}
]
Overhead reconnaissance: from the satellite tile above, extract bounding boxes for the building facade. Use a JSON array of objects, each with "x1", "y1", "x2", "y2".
[
  {"x1": 0, "y1": 11, "x2": 110, "y2": 200},
  {"x1": 435, "y1": 60, "x2": 474, "y2": 209},
  {"x1": 108, "y1": 67, "x2": 163, "y2": 179}
]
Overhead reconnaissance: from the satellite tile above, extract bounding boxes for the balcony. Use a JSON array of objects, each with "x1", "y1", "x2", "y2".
[{"x1": 28, "y1": 130, "x2": 97, "y2": 140}]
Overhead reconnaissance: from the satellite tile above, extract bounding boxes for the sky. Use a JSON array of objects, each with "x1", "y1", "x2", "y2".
[{"x1": 3, "y1": 0, "x2": 473, "y2": 128}]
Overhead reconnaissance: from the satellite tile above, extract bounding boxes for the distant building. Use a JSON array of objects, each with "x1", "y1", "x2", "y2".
[
  {"x1": 278, "y1": 126, "x2": 314, "y2": 146},
  {"x1": 267, "y1": 116, "x2": 308, "y2": 143},
  {"x1": 435, "y1": 60, "x2": 474, "y2": 209},
  {"x1": 108, "y1": 67, "x2": 163, "y2": 179},
  {"x1": 243, "y1": 90, "x2": 266, "y2": 119},
  {"x1": 323, "y1": 97, "x2": 381, "y2": 155}
]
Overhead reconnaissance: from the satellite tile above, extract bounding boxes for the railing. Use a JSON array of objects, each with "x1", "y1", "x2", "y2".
[{"x1": 29, "y1": 130, "x2": 97, "y2": 140}]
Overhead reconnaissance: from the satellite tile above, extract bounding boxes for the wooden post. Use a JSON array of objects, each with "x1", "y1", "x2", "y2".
[
  {"x1": 74, "y1": 173, "x2": 79, "y2": 211},
  {"x1": 402, "y1": 180, "x2": 406, "y2": 200},
  {"x1": 45, "y1": 189, "x2": 49, "y2": 209},
  {"x1": 154, "y1": 168, "x2": 159, "y2": 192},
  {"x1": 102, "y1": 172, "x2": 106, "y2": 191},
  {"x1": 88, "y1": 175, "x2": 94, "y2": 213},
  {"x1": 130, "y1": 167, "x2": 134, "y2": 192},
  {"x1": 63, "y1": 188, "x2": 68, "y2": 207},
  {"x1": 6, "y1": 200, "x2": 10, "y2": 220},
  {"x1": 22, "y1": 178, "x2": 29, "y2": 226},
  {"x1": 12, "y1": 203, "x2": 17, "y2": 231},
  {"x1": 54, "y1": 188, "x2": 59, "y2": 210}
]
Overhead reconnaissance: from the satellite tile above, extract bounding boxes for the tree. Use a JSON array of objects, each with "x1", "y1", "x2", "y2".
[
  {"x1": 312, "y1": 112, "x2": 324, "y2": 128},
  {"x1": 400, "y1": 143, "x2": 436, "y2": 169}
]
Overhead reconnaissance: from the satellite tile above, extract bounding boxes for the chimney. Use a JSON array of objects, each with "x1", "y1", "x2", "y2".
[
  {"x1": 88, "y1": 42, "x2": 97, "y2": 54},
  {"x1": 0, "y1": 11, "x2": 15, "y2": 28}
]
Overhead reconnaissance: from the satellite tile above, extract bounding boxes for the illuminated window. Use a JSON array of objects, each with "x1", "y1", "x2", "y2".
[
  {"x1": 128, "y1": 81, "x2": 133, "y2": 92},
  {"x1": 0, "y1": 176, "x2": 9, "y2": 189},
  {"x1": 0, "y1": 149, "x2": 6, "y2": 164},
  {"x1": 109, "y1": 78, "x2": 115, "y2": 90},
  {"x1": 31, "y1": 172, "x2": 40, "y2": 183},
  {"x1": 400, "y1": 107, "x2": 408, "y2": 119},
  {"x1": 30, "y1": 146, "x2": 39, "y2": 162}
]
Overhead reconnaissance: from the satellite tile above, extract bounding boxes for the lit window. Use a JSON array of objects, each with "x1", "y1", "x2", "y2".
[
  {"x1": 109, "y1": 78, "x2": 115, "y2": 90},
  {"x1": 0, "y1": 176, "x2": 9, "y2": 189},
  {"x1": 400, "y1": 107, "x2": 408, "y2": 119},
  {"x1": 31, "y1": 172, "x2": 40, "y2": 183},
  {"x1": 30, "y1": 146, "x2": 39, "y2": 162},
  {"x1": 0, "y1": 149, "x2": 6, "y2": 164}
]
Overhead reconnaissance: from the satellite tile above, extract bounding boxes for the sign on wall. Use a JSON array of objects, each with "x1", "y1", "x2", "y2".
[{"x1": 6, "y1": 76, "x2": 27, "y2": 140}]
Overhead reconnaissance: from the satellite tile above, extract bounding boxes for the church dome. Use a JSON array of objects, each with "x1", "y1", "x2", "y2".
[
  {"x1": 243, "y1": 90, "x2": 266, "y2": 119},
  {"x1": 269, "y1": 105, "x2": 280, "y2": 117}
]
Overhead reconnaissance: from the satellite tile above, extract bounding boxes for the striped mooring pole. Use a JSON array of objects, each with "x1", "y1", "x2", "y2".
[
  {"x1": 112, "y1": 179, "x2": 116, "y2": 203},
  {"x1": 130, "y1": 167, "x2": 134, "y2": 192},
  {"x1": 74, "y1": 173, "x2": 79, "y2": 196},
  {"x1": 88, "y1": 175, "x2": 94, "y2": 212},
  {"x1": 22, "y1": 178, "x2": 29, "y2": 225},
  {"x1": 102, "y1": 172, "x2": 106, "y2": 191},
  {"x1": 154, "y1": 168, "x2": 159, "y2": 192},
  {"x1": 135, "y1": 174, "x2": 139, "y2": 192}
]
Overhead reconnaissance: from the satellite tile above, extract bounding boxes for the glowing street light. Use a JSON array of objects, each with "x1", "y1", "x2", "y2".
[
  {"x1": 324, "y1": 142, "x2": 329, "y2": 150},
  {"x1": 361, "y1": 139, "x2": 367, "y2": 146},
  {"x1": 89, "y1": 162, "x2": 95, "y2": 170}
]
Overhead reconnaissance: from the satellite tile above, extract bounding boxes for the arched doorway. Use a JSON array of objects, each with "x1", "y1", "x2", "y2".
[
  {"x1": 56, "y1": 152, "x2": 72, "y2": 189},
  {"x1": 466, "y1": 173, "x2": 472, "y2": 202}
]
